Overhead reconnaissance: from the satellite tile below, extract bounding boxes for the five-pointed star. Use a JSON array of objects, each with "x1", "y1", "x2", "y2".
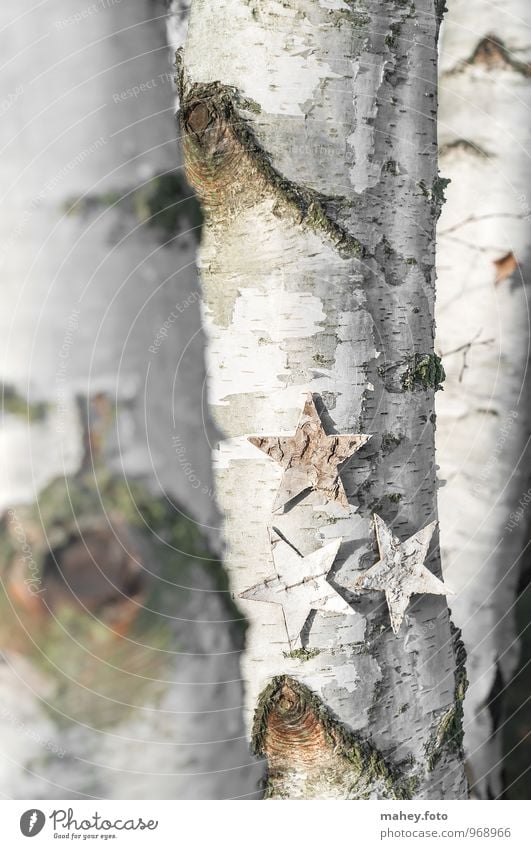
[
  {"x1": 239, "y1": 530, "x2": 353, "y2": 648},
  {"x1": 343, "y1": 514, "x2": 452, "y2": 635},
  {"x1": 248, "y1": 394, "x2": 371, "y2": 512}
]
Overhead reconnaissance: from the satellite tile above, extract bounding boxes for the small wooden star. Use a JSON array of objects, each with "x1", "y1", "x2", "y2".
[
  {"x1": 239, "y1": 530, "x2": 353, "y2": 648},
  {"x1": 343, "y1": 514, "x2": 452, "y2": 635},
  {"x1": 248, "y1": 394, "x2": 371, "y2": 512}
]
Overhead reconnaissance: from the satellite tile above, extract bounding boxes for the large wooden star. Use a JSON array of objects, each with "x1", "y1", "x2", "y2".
[
  {"x1": 239, "y1": 530, "x2": 353, "y2": 648},
  {"x1": 343, "y1": 514, "x2": 452, "y2": 635},
  {"x1": 248, "y1": 394, "x2": 371, "y2": 512}
]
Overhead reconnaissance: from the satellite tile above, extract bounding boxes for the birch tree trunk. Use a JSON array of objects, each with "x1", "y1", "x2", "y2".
[
  {"x1": 436, "y1": 0, "x2": 531, "y2": 799},
  {"x1": 182, "y1": 0, "x2": 468, "y2": 799},
  {"x1": 0, "y1": 0, "x2": 253, "y2": 800}
]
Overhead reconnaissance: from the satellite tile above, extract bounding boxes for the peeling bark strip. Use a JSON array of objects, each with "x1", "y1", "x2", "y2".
[
  {"x1": 183, "y1": 0, "x2": 468, "y2": 798},
  {"x1": 252, "y1": 676, "x2": 416, "y2": 799},
  {"x1": 248, "y1": 394, "x2": 371, "y2": 512}
]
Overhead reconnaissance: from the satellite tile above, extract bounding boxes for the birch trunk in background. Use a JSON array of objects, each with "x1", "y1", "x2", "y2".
[
  {"x1": 166, "y1": 0, "x2": 191, "y2": 79},
  {"x1": 182, "y1": 0, "x2": 468, "y2": 799},
  {"x1": 436, "y1": 0, "x2": 531, "y2": 799},
  {"x1": 0, "y1": 0, "x2": 253, "y2": 800}
]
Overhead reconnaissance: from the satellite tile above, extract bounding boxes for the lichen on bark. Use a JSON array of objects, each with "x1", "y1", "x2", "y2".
[
  {"x1": 402, "y1": 354, "x2": 446, "y2": 392},
  {"x1": 426, "y1": 625, "x2": 468, "y2": 772}
]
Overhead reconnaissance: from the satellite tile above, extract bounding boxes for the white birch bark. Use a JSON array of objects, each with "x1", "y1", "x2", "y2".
[
  {"x1": 183, "y1": 0, "x2": 468, "y2": 799},
  {"x1": 436, "y1": 0, "x2": 531, "y2": 799},
  {"x1": 0, "y1": 0, "x2": 253, "y2": 800}
]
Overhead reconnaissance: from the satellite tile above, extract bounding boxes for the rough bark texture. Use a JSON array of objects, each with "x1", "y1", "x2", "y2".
[
  {"x1": 436, "y1": 0, "x2": 531, "y2": 799},
  {"x1": 182, "y1": 0, "x2": 468, "y2": 798},
  {"x1": 0, "y1": 0, "x2": 253, "y2": 799}
]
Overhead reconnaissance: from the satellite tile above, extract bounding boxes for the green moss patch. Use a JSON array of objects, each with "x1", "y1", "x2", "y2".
[{"x1": 402, "y1": 353, "x2": 446, "y2": 392}]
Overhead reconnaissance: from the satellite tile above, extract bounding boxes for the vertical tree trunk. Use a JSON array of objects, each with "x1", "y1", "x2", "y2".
[
  {"x1": 436, "y1": 0, "x2": 531, "y2": 799},
  {"x1": 0, "y1": 0, "x2": 252, "y2": 800},
  {"x1": 182, "y1": 0, "x2": 468, "y2": 798}
]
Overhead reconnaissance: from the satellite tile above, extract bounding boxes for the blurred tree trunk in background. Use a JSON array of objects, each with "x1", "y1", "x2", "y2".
[
  {"x1": 436, "y1": 0, "x2": 531, "y2": 799},
  {"x1": 0, "y1": 0, "x2": 253, "y2": 799},
  {"x1": 182, "y1": 0, "x2": 468, "y2": 799}
]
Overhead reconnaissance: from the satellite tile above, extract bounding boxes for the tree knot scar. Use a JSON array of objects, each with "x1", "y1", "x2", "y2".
[
  {"x1": 252, "y1": 676, "x2": 415, "y2": 799},
  {"x1": 180, "y1": 81, "x2": 365, "y2": 256},
  {"x1": 181, "y1": 88, "x2": 243, "y2": 211},
  {"x1": 252, "y1": 677, "x2": 346, "y2": 782},
  {"x1": 184, "y1": 100, "x2": 229, "y2": 154},
  {"x1": 185, "y1": 101, "x2": 213, "y2": 136}
]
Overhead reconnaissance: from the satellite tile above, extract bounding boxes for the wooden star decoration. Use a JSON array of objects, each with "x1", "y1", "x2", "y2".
[
  {"x1": 248, "y1": 394, "x2": 371, "y2": 512},
  {"x1": 343, "y1": 514, "x2": 452, "y2": 635},
  {"x1": 239, "y1": 530, "x2": 353, "y2": 648}
]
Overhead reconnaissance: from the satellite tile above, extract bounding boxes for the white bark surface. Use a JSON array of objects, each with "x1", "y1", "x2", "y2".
[
  {"x1": 437, "y1": 0, "x2": 531, "y2": 799},
  {"x1": 0, "y1": 0, "x2": 253, "y2": 800},
  {"x1": 183, "y1": 0, "x2": 468, "y2": 798}
]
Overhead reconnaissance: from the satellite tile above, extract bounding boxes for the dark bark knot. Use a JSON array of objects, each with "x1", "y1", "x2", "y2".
[
  {"x1": 181, "y1": 89, "x2": 244, "y2": 211},
  {"x1": 184, "y1": 99, "x2": 230, "y2": 156},
  {"x1": 469, "y1": 34, "x2": 531, "y2": 76},
  {"x1": 253, "y1": 678, "x2": 325, "y2": 762}
]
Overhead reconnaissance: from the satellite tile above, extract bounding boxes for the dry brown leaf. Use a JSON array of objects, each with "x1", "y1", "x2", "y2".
[{"x1": 493, "y1": 251, "x2": 518, "y2": 286}]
